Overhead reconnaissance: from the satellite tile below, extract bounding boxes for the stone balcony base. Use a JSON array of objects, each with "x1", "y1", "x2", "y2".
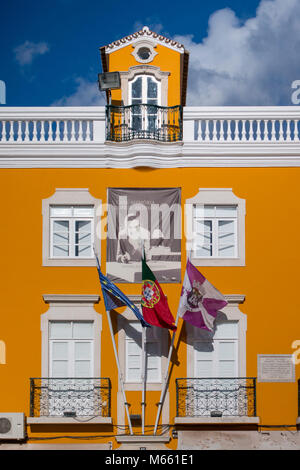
[{"x1": 116, "y1": 434, "x2": 170, "y2": 450}]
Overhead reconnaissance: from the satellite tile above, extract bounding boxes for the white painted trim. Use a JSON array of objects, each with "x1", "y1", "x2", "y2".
[
  {"x1": 116, "y1": 435, "x2": 170, "y2": 443},
  {"x1": 186, "y1": 295, "x2": 247, "y2": 379},
  {"x1": 1, "y1": 145, "x2": 300, "y2": 167},
  {"x1": 104, "y1": 26, "x2": 185, "y2": 55},
  {"x1": 131, "y1": 40, "x2": 158, "y2": 64},
  {"x1": 27, "y1": 417, "x2": 112, "y2": 424},
  {"x1": 42, "y1": 189, "x2": 101, "y2": 266},
  {"x1": 120, "y1": 66, "x2": 169, "y2": 106},
  {"x1": 40, "y1": 295, "x2": 102, "y2": 378},
  {"x1": 185, "y1": 189, "x2": 246, "y2": 267},
  {"x1": 174, "y1": 417, "x2": 259, "y2": 425}
]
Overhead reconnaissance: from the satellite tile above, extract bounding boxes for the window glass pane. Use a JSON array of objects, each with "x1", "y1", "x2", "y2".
[
  {"x1": 131, "y1": 77, "x2": 142, "y2": 98},
  {"x1": 53, "y1": 220, "x2": 69, "y2": 235},
  {"x1": 53, "y1": 245, "x2": 69, "y2": 256},
  {"x1": 52, "y1": 342, "x2": 68, "y2": 360},
  {"x1": 73, "y1": 206, "x2": 94, "y2": 217},
  {"x1": 218, "y1": 361, "x2": 236, "y2": 377},
  {"x1": 147, "y1": 368, "x2": 159, "y2": 382},
  {"x1": 52, "y1": 360, "x2": 68, "y2": 377},
  {"x1": 75, "y1": 360, "x2": 91, "y2": 377},
  {"x1": 214, "y1": 322, "x2": 238, "y2": 339},
  {"x1": 75, "y1": 220, "x2": 92, "y2": 257},
  {"x1": 73, "y1": 322, "x2": 93, "y2": 339},
  {"x1": 215, "y1": 206, "x2": 237, "y2": 218},
  {"x1": 130, "y1": 322, "x2": 143, "y2": 334},
  {"x1": 127, "y1": 341, "x2": 141, "y2": 355},
  {"x1": 203, "y1": 205, "x2": 215, "y2": 217},
  {"x1": 75, "y1": 342, "x2": 91, "y2": 360},
  {"x1": 195, "y1": 361, "x2": 213, "y2": 377},
  {"x1": 50, "y1": 322, "x2": 72, "y2": 339},
  {"x1": 218, "y1": 244, "x2": 235, "y2": 257},
  {"x1": 194, "y1": 244, "x2": 212, "y2": 257},
  {"x1": 147, "y1": 77, "x2": 157, "y2": 98},
  {"x1": 218, "y1": 341, "x2": 235, "y2": 360},
  {"x1": 50, "y1": 206, "x2": 72, "y2": 217},
  {"x1": 127, "y1": 367, "x2": 141, "y2": 382},
  {"x1": 128, "y1": 355, "x2": 141, "y2": 368}
]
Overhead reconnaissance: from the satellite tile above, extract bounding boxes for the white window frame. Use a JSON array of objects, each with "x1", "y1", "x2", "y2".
[
  {"x1": 194, "y1": 322, "x2": 239, "y2": 378},
  {"x1": 125, "y1": 321, "x2": 162, "y2": 384},
  {"x1": 185, "y1": 188, "x2": 246, "y2": 266},
  {"x1": 193, "y1": 205, "x2": 238, "y2": 259},
  {"x1": 41, "y1": 295, "x2": 101, "y2": 379},
  {"x1": 131, "y1": 40, "x2": 158, "y2": 64},
  {"x1": 49, "y1": 320, "x2": 94, "y2": 378},
  {"x1": 50, "y1": 206, "x2": 94, "y2": 259},
  {"x1": 119, "y1": 65, "x2": 169, "y2": 106},
  {"x1": 42, "y1": 188, "x2": 101, "y2": 266},
  {"x1": 129, "y1": 74, "x2": 161, "y2": 106},
  {"x1": 186, "y1": 295, "x2": 247, "y2": 379}
]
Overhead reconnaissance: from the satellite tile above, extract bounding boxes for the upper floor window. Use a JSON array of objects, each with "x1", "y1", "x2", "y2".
[
  {"x1": 185, "y1": 189, "x2": 245, "y2": 267},
  {"x1": 42, "y1": 189, "x2": 101, "y2": 266},
  {"x1": 50, "y1": 205, "x2": 94, "y2": 259},
  {"x1": 193, "y1": 205, "x2": 237, "y2": 259},
  {"x1": 129, "y1": 75, "x2": 160, "y2": 106}
]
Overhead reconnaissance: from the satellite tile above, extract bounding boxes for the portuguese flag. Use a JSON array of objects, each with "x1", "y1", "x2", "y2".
[{"x1": 141, "y1": 256, "x2": 177, "y2": 330}]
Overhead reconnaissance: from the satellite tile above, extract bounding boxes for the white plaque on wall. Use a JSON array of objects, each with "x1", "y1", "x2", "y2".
[{"x1": 257, "y1": 354, "x2": 295, "y2": 382}]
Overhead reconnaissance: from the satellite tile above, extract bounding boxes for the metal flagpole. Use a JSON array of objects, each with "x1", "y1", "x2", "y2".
[
  {"x1": 106, "y1": 309, "x2": 134, "y2": 435},
  {"x1": 141, "y1": 325, "x2": 146, "y2": 435},
  {"x1": 153, "y1": 311, "x2": 180, "y2": 435},
  {"x1": 92, "y1": 247, "x2": 134, "y2": 434},
  {"x1": 153, "y1": 252, "x2": 189, "y2": 434}
]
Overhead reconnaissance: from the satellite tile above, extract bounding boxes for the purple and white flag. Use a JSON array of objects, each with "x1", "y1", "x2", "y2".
[{"x1": 178, "y1": 259, "x2": 228, "y2": 331}]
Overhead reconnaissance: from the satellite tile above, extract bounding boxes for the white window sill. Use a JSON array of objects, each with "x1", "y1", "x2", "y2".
[
  {"x1": 191, "y1": 257, "x2": 245, "y2": 267},
  {"x1": 43, "y1": 258, "x2": 97, "y2": 267},
  {"x1": 116, "y1": 435, "x2": 170, "y2": 444},
  {"x1": 124, "y1": 382, "x2": 162, "y2": 391},
  {"x1": 27, "y1": 416, "x2": 112, "y2": 425},
  {"x1": 174, "y1": 417, "x2": 260, "y2": 425}
]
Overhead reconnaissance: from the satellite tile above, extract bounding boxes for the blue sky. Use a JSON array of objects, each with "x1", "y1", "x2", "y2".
[{"x1": 1, "y1": 0, "x2": 299, "y2": 106}]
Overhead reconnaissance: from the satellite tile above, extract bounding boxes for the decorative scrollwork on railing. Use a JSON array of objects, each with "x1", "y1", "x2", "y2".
[
  {"x1": 176, "y1": 377, "x2": 257, "y2": 417},
  {"x1": 30, "y1": 378, "x2": 111, "y2": 417},
  {"x1": 106, "y1": 104, "x2": 182, "y2": 142}
]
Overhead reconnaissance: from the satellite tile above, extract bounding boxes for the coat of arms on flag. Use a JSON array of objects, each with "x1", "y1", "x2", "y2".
[
  {"x1": 178, "y1": 259, "x2": 228, "y2": 331},
  {"x1": 142, "y1": 256, "x2": 177, "y2": 330}
]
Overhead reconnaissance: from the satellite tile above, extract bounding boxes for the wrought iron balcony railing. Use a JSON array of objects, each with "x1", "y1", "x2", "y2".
[
  {"x1": 106, "y1": 104, "x2": 182, "y2": 142},
  {"x1": 176, "y1": 377, "x2": 257, "y2": 418},
  {"x1": 30, "y1": 377, "x2": 111, "y2": 418}
]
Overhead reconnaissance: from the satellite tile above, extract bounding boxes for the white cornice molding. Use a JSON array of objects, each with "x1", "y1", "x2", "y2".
[{"x1": 43, "y1": 294, "x2": 100, "y2": 304}]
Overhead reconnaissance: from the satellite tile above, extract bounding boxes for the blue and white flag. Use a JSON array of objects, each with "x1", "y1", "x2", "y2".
[{"x1": 95, "y1": 254, "x2": 150, "y2": 328}]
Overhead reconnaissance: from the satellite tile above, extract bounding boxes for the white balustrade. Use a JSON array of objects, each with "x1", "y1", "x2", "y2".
[
  {"x1": 0, "y1": 106, "x2": 300, "y2": 146},
  {"x1": 0, "y1": 107, "x2": 106, "y2": 144}
]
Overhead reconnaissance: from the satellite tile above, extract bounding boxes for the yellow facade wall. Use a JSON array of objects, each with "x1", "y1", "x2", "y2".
[{"x1": 0, "y1": 167, "x2": 299, "y2": 448}]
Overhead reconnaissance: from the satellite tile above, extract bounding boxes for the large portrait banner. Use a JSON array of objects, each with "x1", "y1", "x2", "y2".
[{"x1": 106, "y1": 188, "x2": 181, "y2": 283}]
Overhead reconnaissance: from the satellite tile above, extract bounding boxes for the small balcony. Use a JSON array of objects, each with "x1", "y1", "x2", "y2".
[
  {"x1": 28, "y1": 377, "x2": 111, "y2": 424},
  {"x1": 175, "y1": 377, "x2": 258, "y2": 425},
  {"x1": 106, "y1": 103, "x2": 182, "y2": 142}
]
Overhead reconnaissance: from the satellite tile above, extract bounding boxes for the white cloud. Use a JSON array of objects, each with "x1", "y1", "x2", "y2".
[
  {"x1": 174, "y1": 0, "x2": 300, "y2": 105},
  {"x1": 52, "y1": 77, "x2": 106, "y2": 106},
  {"x1": 14, "y1": 41, "x2": 49, "y2": 66}
]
